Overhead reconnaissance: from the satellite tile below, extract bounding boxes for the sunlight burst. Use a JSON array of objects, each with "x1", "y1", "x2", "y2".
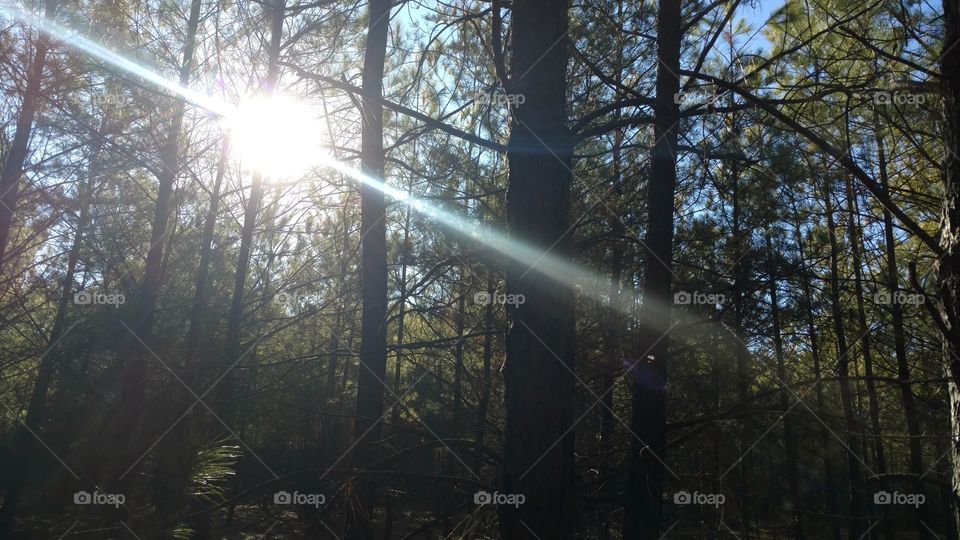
[{"x1": 227, "y1": 95, "x2": 322, "y2": 178}]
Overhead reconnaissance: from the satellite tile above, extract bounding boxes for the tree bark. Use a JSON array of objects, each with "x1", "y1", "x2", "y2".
[
  {"x1": 499, "y1": 0, "x2": 575, "y2": 537},
  {"x1": 347, "y1": 0, "x2": 390, "y2": 536},
  {"x1": 623, "y1": 0, "x2": 680, "y2": 538},
  {"x1": 939, "y1": 0, "x2": 960, "y2": 532}
]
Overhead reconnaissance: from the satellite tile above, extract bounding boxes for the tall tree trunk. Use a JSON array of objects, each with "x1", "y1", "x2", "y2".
[
  {"x1": 150, "y1": 135, "x2": 230, "y2": 529},
  {"x1": 939, "y1": 0, "x2": 960, "y2": 532},
  {"x1": 328, "y1": 201, "x2": 352, "y2": 397},
  {"x1": 499, "y1": 0, "x2": 575, "y2": 537},
  {"x1": 844, "y1": 176, "x2": 894, "y2": 540},
  {"x1": 843, "y1": 176, "x2": 886, "y2": 474},
  {"x1": 876, "y1": 121, "x2": 928, "y2": 536},
  {"x1": 347, "y1": 0, "x2": 390, "y2": 536},
  {"x1": 216, "y1": 0, "x2": 284, "y2": 418},
  {"x1": 598, "y1": 139, "x2": 623, "y2": 540},
  {"x1": 623, "y1": 0, "x2": 680, "y2": 538},
  {"x1": 730, "y1": 155, "x2": 754, "y2": 537},
  {"x1": 0, "y1": 0, "x2": 57, "y2": 269},
  {"x1": 185, "y1": 136, "x2": 230, "y2": 371},
  {"x1": 112, "y1": 0, "x2": 203, "y2": 457},
  {"x1": 823, "y1": 180, "x2": 866, "y2": 538}
]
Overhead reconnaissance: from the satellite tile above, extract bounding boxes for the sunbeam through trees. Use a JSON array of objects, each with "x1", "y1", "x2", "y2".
[{"x1": 0, "y1": 0, "x2": 958, "y2": 538}]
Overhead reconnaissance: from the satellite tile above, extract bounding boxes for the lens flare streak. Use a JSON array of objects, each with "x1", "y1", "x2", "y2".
[{"x1": 1, "y1": 6, "x2": 679, "y2": 325}]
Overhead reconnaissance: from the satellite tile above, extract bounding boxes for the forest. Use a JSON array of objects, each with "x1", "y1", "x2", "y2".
[{"x1": 1, "y1": 0, "x2": 960, "y2": 538}]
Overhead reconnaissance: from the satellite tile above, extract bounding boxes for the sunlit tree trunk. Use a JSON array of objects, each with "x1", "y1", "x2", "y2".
[{"x1": 939, "y1": 0, "x2": 960, "y2": 531}]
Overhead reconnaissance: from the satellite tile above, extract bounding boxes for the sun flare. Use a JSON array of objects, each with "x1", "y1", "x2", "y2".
[{"x1": 227, "y1": 95, "x2": 322, "y2": 178}]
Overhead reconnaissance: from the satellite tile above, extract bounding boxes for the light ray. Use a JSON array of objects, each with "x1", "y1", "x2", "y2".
[
  {"x1": 0, "y1": 4, "x2": 230, "y2": 117},
  {"x1": 1, "y1": 6, "x2": 686, "y2": 332}
]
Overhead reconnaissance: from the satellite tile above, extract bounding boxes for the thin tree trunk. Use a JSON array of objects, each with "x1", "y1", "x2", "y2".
[
  {"x1": 112, "y1": 0, "x2": 203, "y2": 456},
  {"x1": 347, "y1": 0, "x2": 390, "y2": 535},
  {"x1": 844, "y1": 176, "x2": 886, "y2": 473},
  {"x1": 823, "y1": 180, "x2": 866, "y2": 538},
  {"x1": 793, "y1": 212, "x2": 842, "y2": 540},
  {"x1": 876, "y1": 121, "x2": 928, "y2": 536},
  {"x1": 216, "y1": 0, "x2": 285, "y2": 418},
  {"x1": 623, "y1": 0, "x2": 680, "y2": 538},
  {"x1": 499, "y1": 0, "x2": 575, "y2": 536},
  {"x1": 329, "y1": 202, "x2": 352, "y2": 396},
  {"x1": 185, "y1": 136, "x2": 230, "y2": 372},
  {"x1": 844, "y1": 175, "x2": 893, "y2": 540},
  {"x1": 391, "y1": 205, "x2": 410, "y2": 427},
  {"x1": 0, "y1": 0, "x2": 57, "y2": 269},
  {"x1": 598, "y1": 142, "x2": 623, "y2": 540},
  {"x1": 474, "y1": 274, "x2": 494, "y2": 474},
  {"x1": 150, "y1": 135, "x2": 230, "y2": 528},
  {"x1": 730, "y1": 155, "x2": 754, "y2": 537},
  {"x1": 453, "y1": 287, "x2": 465, "y2": 435}
]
